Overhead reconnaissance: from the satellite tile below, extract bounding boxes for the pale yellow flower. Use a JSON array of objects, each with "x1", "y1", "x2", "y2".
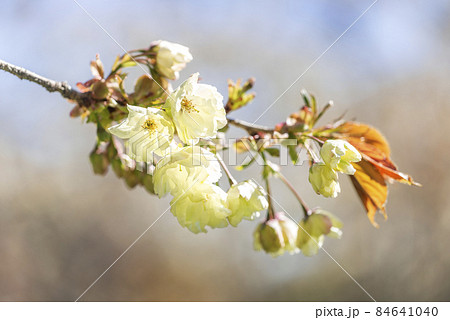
[
  {"x1": 153, "y1": 146, "x2": 221, "y2": 197},
  {"x1": 155, "y1": 40, "x2": 193, "y2": 80},
  {"x1": 309, "y1": 163, "x2": 341, "y2": 198},
  {"x1": 108, "y1": 105, "x2": 174, "y2": 162},
  {"x1": 227, "y1": 180, "x2": 268, "y2": 227},
  {"x1": 320, "y1": 139, "x2": 361, "y2": 174},
  {"x1": 164, "y1": 73, "x2": 227, "y2": 144},
  {"x1": 170, "y1": 182, "x2": 230, "y2": 233},
  {"x1": 297, "y1": 210, "x2": 343, "y2": 256}
]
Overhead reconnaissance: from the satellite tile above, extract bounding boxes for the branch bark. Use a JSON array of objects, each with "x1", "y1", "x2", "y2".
[
  {"x1": 227, "y1": 118, "x2": 273, "y2": 134},
  {"x1": 0, "y1": 59, "x2": 91, "y2": 106}
]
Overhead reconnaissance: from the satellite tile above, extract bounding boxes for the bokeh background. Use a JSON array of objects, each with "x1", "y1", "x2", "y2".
[{"x1": 1, "y1": 0, "x2": 449, "y2": 301}]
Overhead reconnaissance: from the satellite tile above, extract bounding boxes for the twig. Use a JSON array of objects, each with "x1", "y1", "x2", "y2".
[
  {"x1": 0, "y1": 59, "x2": 91, "y2": 106},
  {"x1": 277, "y1": 172, "x2": 310, "y2": 217},
  {"x1": 227, "y1": 118, "x2": 273, "y2": 134},
  {"x1": 265, "y1": 177, "x2": 275, "y2": 220},
  {"x1": 215, "y1": 152, "x2": 237, "y2": 186}
]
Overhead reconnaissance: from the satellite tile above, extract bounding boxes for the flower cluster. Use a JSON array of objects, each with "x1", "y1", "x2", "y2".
[
  {"x1": 63, "y1": 39, "x2": 417, "y2": 258},
  {"x1": 309, "y1": 140, "x2": 361, "y2": 198},
  {"x1": 107, "y1": 42, "x2": 267, "y2": 233}
]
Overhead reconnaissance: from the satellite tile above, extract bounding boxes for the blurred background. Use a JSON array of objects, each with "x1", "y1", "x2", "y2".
[{"x1": 1, "y1": 0, "x2": 449, "y2": 301}]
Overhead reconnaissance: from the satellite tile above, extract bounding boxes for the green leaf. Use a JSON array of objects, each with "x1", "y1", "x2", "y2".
[
  {"x1": 287, "y1": 133, "x2": 299, "y2": 164},
  {"x1": 96, "y1": 121, "x2": 110, "y2": 142},
  {"x1": 236, "y1": 155, "x2": 257, "y2": 171},
  {"x1": 265, "y1": 147, "x2": 280, "y2": 157}
]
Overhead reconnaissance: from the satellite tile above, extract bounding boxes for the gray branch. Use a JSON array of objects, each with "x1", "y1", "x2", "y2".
[
  {"x1": 227, "y1": 118, "x2": 273, "y2": 134},
  {"x1": 0, "y1": 59, "x2": 91, "y2": 105}
]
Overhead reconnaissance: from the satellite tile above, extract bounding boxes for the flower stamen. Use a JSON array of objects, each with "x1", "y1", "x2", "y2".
[
  {"x1": 142, "y1": 119, "x2": 158, "y2": 133},
  {"x1": 180, "y1": 97, "x2": 199, "y2": 113}
]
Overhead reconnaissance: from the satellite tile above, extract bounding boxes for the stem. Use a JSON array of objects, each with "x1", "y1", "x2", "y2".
[
  {"x1": 265, "y1": 177, "x2": 275, "y2": 220},
  {"x1": 227, "y1": 118, "x2": 273, "y2": 134},
  {"x1": 303, "y1": 139, "x2": 322, "y2": 163},
  {"x1": 215, "y1": 153, "x2": 237, "y2": 186},
  {"x1": 314, "y1": 100, "x2": 333, "y2": 125},
  {"x1": 303, "y1": 134, "x2": 324, "y2": 144},
  {"x1": 0, "y1": 59, "x2": 91, "y2": 106},
  {"x1": 277, "y1": 172, "x2": 310, "y2": 217}
]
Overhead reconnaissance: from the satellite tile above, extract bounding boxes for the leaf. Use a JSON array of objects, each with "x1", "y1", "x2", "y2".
[
  {"x1": 111, "y1": 54, "x2": 137, "y2": 73},
  {"x1": 236, "y1": 157, "x2": 256, "y2": 171},
  {"x1": 363, "y1": 154, "x2": 420, "y2": 186},
  {"x1": 225, "y1": 78, "x2": 255, "y2": 113},
  {"x1": 90, "y1": 54, "x2": 104, "y2": 79},
  {"x1": 287, "y1": 132, "x2": 299, "y2": 164},
  {"x1": 333, "y1": 122, "x2": 418, "y2": 184},
  {"x1": 234, "y1": 138, "x2": 255, "y2": 154},
  {"x1": 265, "y1": 147, "x2": 280, "y2": 157},
  {"x1": 350, "y1": 160, "x2": 388, "y2": 228},
  {"x1": 331, "y1": 121, "x2": 419, "y2": 226},
  {"x1": 334, "y1": 122, "x2": 391, "y2": 158}
]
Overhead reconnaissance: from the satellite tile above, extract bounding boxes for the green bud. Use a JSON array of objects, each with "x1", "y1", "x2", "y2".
[
  {"x1": 110, "y1": 158, "x2": 125, "y2": 178},
  {"x1": 124, "y1": 170, "x2": 141, "y2": 188},
  {"x1": 225, "y1": 78, "x2": 256, "y2": 113},
  {"x1": 96, "y1": 122, "x2": 110, "y2": 143},
  {"x1": 297, "y1": 209, "x2": 343, "y2": 256},
  {"x1": 130, "y1": 75, "x2": 165, "y2": 105},
  {"x1": 141, "y1": 173, "x2": 155, "y2": 194},
  {"x1": 254, "y1": 213, "x2": 299, "y2": 257},
  {"x1": 89, "y1": 150, "x2": 109, "y2": 175},
  {"x1": 92, "y1": 80, "x2": 110, "y2": 100}
]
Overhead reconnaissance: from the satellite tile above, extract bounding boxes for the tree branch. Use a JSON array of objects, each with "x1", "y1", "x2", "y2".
[
  {"x1": 227, "y1": 118, "x2": 273, "y2": 134},
  {"x1": 1, "y1": 59, "x2": 277, "y2": 134},
  {"x1": 0, "y1": 59, "x2": 91, "y2": 106}
]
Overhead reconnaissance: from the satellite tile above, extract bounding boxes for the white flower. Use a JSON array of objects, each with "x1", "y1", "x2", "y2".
[
  {"x1": 170, "y1": 182, "x2": 230, "y2": 233},
  {"x1": 309, "y1": 163, "x2": 341, "y2": 198},
  {"x1": 320, "y1": 139, "x2": 361, "y2": 175},
  {"x1": 297, "y1": 210, "x2": 343, "y2": 257},
  {"x1": 108, "y1": 105, "x2": 174, "y2": 162},
  {"x1": 226, "y1": 180, "x2": 268, "y2": 227},
  {"x1": 165, "y1": 73, "x2": 227, "y2": 144},
  {"x1": 152, "y1": 146, "x2": 221, "y2": 197},
  {"x1": 155, "y1": 40, "x2": 193, "y2": 80}
]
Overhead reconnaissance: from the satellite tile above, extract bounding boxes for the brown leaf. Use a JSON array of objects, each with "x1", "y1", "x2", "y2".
[
  {"x1": 331, "y1": 121, "x2": 419, "y2": 226},
  {"x1": 334, "y1": 122, "x2": 390, "y2": 157},
  {"x1": 363, "y1": 154, "x2": 420, "y2": 186},
  {"x1": 350, "y1": 160, "x2": 388, "y2": 228},
  {"x1": 334, "y1": 122, "x2": 418, "y2": 185}
]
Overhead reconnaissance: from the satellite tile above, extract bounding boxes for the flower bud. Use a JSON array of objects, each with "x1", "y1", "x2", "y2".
[
  {"x1": 124, "y1": 170, "x2": 141, "y2": 188},
  {"x1": 153, "y1": 40, "x2": 193, "y2": 80},
  {"x1": 309, "y1": 163, "x2": 340, "y2": 198},
  {"x1": 89, "y1": 148, "x2": 109, "y2": 175},
  {"x1": 91, "y1": 80, "x2": 110, "y2": 100},
  {"x1": 254, "y1": 213, "x2": 299, "y2": 257},
  {"x1": 110, "y1": 158, "x2": 125, "y2": 178},
  {"x1": 297, "y1": 209, "x2": 343, "y2": 256},
  {"x1": 141, "y1": 173, "x2": 155, "y2": 194},
  {"x1": 130, "y1": 75, "x2": 167, "y2": 105}
]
